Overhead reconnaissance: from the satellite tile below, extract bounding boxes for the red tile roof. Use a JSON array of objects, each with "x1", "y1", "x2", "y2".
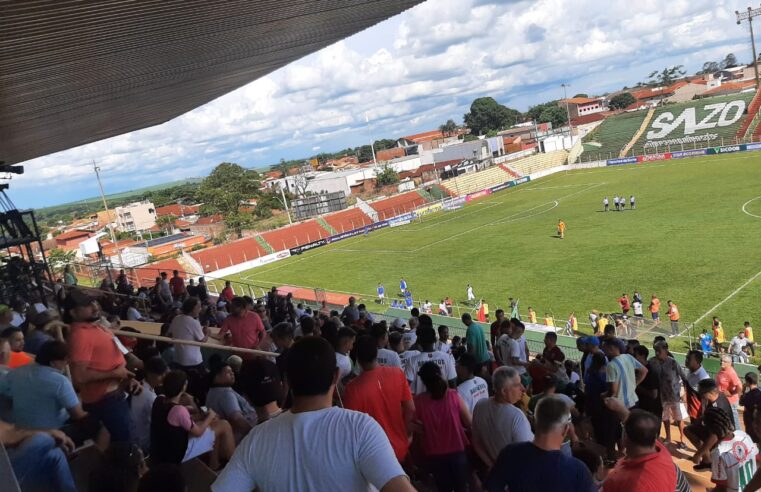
[
  {"x1": 560, "y1": 97, "x2": 603, "y2": 105},
  {"x1": 701, "y1": 80, "x2": 756, "y2": 97},
  {"x1": 376, "y1": 147, "x2": 406, "y2": 161},
  {"x1": 400, "y1": 130, "x2": 446, "y2": 143},
  {"x1": 155, "y1": 203, "x2": 200, "y2": 217},
  {"x1": 55, "y1": 229, "x2": 93, "y2": 241},
  {"x1": 570, "y1": 112, "x2": 609, "y2": 126},
  {"x1": 194, "y1": 214, "x2": 224, "y2": 225}
]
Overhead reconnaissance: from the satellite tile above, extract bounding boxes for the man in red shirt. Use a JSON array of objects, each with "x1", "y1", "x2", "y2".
[
  {"x1": 65, "y1": 290, "x2": 141, "y2": 443},
  {"x1": 343, "y1": 335, "x2": 414, "y2": 462},
  {"x1": 169, "y1": 270, "x2": 186, "y2": 301},
  {"x1": 602, "y1": 403, "x2": 677, "y2": 492},
  {"x1": 715, "y1": 355, "x2": 742, "y2": 430},
  {"x1": 217, "y1": 297, "x2": 265, "y2": 353},
  {"x1": 618, "y1": 294, "x2": 630, "y2": 316},
  {"x1": 220, "y1": 281, "x2": 235, "y2": 304}
]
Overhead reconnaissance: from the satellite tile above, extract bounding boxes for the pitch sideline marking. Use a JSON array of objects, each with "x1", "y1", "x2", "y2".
[
  {"x1": 741, "y1": 196, "x2": 761, "y2": 219},
  {"x1": 692, "y1": 268, "x2": 761, "y2": 325}
]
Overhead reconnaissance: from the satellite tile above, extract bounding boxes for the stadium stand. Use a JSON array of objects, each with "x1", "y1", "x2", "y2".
[
  {"x1": 439, "y1": 166, "x2": 513, "y2": 196},
  {"x1": 506, "y1": 150, "x2": 569, "y2": 176},
  {"x1": 132, "y1": 257, "x2": 185, "y2": 285},
  {"x1": 426, "y1": 183, "x2": 452, "y2": 200},
  {"x1": 736, "y1": 90, "x2": 761, "y2": 140},
  {"x1": 619, "y1": 107, "x2": 655, "y2": 156},
  {"x1": 581, "y1": 110, "x2": 648, "y2": 159},
  {"x1": 322, "y1": 207, "x2": 374, "y2": 233},
  {"x1": 369, "y1": 190, "x2": 429, "y2": 220},
  {"x1": 499, "y1": 164, "x2": 522, "y2": 179},
  {"x1": 190, "y1": 237, "x2": 268, "y2": 273},
  {"x1": 260, "y1": 219, "x2": 331, "y2": 251}
]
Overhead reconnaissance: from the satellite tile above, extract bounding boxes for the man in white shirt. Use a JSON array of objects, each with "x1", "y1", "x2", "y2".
[
  {"x1": 404, "y1": 325, "x2": 456, "y2": 394},
  {"x1": 507, "y1": 320, "x2": 530, "y2": 377},
  {"x1": 706, "y1": 406, "x2": 758, "y2": 492},
  {"x1": 401, "y1": 317, "x2": 418, "y2": 350},
  {"x1": 371, "y1": 324, "x2": 402, "y2": 369},
  {"x1": 129, "y1": 356, "x2": 168, "y2": 451},
  {"x1": 457, "y1": 353, "x2": 489, "y2": 413},
  {"x1": 212, "y1": 337, "x2": 413, "y2": 492},
  {"x1": 472, "y1": 366, "x2": 533, "y2": 468},
  {"x1": 729, "y1": 331, "x2": 749, "y2": 363},
  {"x1": 495, "y1": 321, "x2": 514, "y2": 366},
  {"x1": 438, "y1": 300, "x2": 448, "y2": 316},
  {"x1": 467, "y1": 284, "x2": 475, "y2": 304},
  {"x1": 435, "y1": 325, "x2": 451, "y2": 354}
]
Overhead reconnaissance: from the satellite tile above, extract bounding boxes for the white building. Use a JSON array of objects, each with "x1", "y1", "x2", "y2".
[{"x1": 115, "y1": 200, "x2": 157, "y2": 233}]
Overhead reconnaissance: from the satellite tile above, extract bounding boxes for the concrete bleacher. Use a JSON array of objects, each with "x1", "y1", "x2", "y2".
[
  {"x1": 322, "y1": 207, "x2": 374, "y2": 233},
  {"x1": 260, "y1": 219, "x2": 331, "y2": 250},
  {"x1": 132, "y1": 258, "x2": 185, "y2": 286},
  {"x1": 190, "y1": 237, "x2": 268, "y2": 273},
  {"x1": 369, "y1": 191, "x2": 429, "y2": 221},
  {"x1": 505, "y1": 150, "x2": 569, "y2": 177},
  {"x1": 439, "y1": 166, "x2": 513, "y2": 196}
]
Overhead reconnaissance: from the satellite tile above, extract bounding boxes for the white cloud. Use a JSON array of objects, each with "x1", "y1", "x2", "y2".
[{"x1": 9, "y1": 0, "x2": 755, "y2": 208}]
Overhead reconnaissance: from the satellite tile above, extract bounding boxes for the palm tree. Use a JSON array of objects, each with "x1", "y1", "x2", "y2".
[
  {"x1": 439, "y1": 119, "x2": 458, "y2": 136},
  {"x1": 156, "y1": 214, "x2": 176, "y2": 234}
]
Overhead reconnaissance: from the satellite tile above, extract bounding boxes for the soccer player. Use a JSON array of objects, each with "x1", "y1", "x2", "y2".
[
  {"x1": 399, "y1": 278, "x2": 407, "y2": 296},
  {"x1": 613, "y1": 195, "x2": 620, "y2": 211},
  {"x1": 630, "y1": 195, "x2": 635, "y2": 210},
  {"x1": 706, "y1": 407, "x2": 758, "y2": 492},
  {"x1": 700, "y1": 329, "x2": 714, "y2": 356},
  {"x1": 603, "y1": 196, "x2": 609, "y2": 212},
  {"x1": 667, "y1": 300, "x2": 680, "y2": 337},
  {"x1": 714, "y1": 317, "x2": 726, "y2": 354},
  {"x1": 557, "y1": 219, "x2": 566, "y2": 239},
  {"x1": 466, "y1": 284, "x2": 475, "y2": 305},
  {"x1": 377, "y1": 283, "x2": 385, "y2": 305}
]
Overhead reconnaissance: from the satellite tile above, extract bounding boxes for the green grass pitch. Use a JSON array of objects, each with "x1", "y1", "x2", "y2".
[{"x1": 226, "y1": 153, "x2": 761, "y2": 339}]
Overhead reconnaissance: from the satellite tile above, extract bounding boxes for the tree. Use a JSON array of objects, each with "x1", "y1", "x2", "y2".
[
  {"x1": 463, "y1": 97, "x2": 521, "y2": 136},
  {"x1": 373, "y1": 139, "x2": 397, "y2": 151},
  {"x1": 697, "y1": 61, "x2": 720, "y2": 75},
  {"x1": 357, "y1": 145, "x2": 374, "y2": 163},
  {"x1": 156, "y1": 214, "x2": 176, "y2": 234},
  {"x1": 224, "y1": 211, "x2": 255, "y2": 237},
  {"x1": 608, "y1": 92, "x2": 637, "y2": 110},
  {"x1": 646, "y1": 65, "x2": 686, "y2": 86},
  {"x1": 374, "y1": 165, "x2": 399, "y2": 187},
  {"x1": 46, "y1": 248, "x2": 76, "y2": 274},
  {"x1": 573, "y1": 93, "x2": 589, "y2": 98},
  {"x1": 538, "y1": 105, "x2": 568, "y2": 127},
  {"x1": 720, "y1": 53, "x2": 738, "y2": 69},
  {"x1": 271, "y1": 159, "x2": 289, "y2": 178},
  {"x1": 439, "y1": 119, "x2": 458, "y2": 136},
  {"x1": 197, "y1": 163, "x2": 261, "y2": 218}
]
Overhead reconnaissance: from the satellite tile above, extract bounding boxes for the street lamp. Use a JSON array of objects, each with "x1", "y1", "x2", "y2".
[{"x1": 561, "y1": 83, "x2": 575, "y2": 146}]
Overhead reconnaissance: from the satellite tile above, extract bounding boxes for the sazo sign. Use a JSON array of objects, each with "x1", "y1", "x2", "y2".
[{"x1": 646, "y1": 100, "x2": 746, "y2": 140}]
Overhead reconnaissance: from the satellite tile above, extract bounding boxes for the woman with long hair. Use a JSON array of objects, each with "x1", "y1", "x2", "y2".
[{"x1": 413, "y1": 361, "x2": 472, "y2": 492}]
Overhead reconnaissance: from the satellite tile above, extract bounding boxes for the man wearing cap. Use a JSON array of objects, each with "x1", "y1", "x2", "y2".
[
  {"x1": 581, "y1": 336, "x2": 605, "y2": 378},
  {"x1": 65, "y1": 290, "x2": 140, "y2": 443}
]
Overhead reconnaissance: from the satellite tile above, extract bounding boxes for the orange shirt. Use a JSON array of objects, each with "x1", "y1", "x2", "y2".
[
  {"x1": 650, "y1": 298, "x2": 660, "y2": 313},
  {"x1": 558, "y1": 222, "x2": 566, "y2": 232},
  {"x1": 69, "y1": 322, "x2": 126, "y2": 404},
  {"x1": 8, "y1": 351, "x2": 34, "y2": 369},
  {"x1": 343, "y1": 366, "x2": 413, "y2": 461},
  {"x1": 668, "y1": 304, "x2": 679, "y2": 321}
]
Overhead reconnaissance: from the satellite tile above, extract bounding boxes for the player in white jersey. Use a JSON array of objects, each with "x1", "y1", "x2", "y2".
[
  {"x1": 706, "y1": 407, "x2": 759, "y2": 492},
  {"x1": 456, "y1": 353, "x2": 489, "y2": 412},
  {"x1": 403, "y1": 325, "x2": 457, "y2": 394},
  {"x1": 466, "y1": 284, "x2": 475, "y2": 304}
]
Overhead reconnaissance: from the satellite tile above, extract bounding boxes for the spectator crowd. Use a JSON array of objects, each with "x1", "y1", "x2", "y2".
[{"x1": 1, "y1": 270, "x2": 760, "y2": 491}]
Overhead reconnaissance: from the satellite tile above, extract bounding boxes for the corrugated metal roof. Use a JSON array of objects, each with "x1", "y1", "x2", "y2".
[{"x1": 0, "y1": 0, "x2": 422, "y2": 165}]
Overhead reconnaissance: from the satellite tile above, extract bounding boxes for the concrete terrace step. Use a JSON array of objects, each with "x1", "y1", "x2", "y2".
[
  {"x1": 254, "y1": 234, "x2": 275, "y2": 254},
  {"x1": 317, "y1": 216, "x2": 337, "y2": 235}
]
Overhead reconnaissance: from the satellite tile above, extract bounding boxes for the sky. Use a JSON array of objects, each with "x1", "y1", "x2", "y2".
[{"x1": 7, "y1": 0, "x2": 755, "y2": 209}]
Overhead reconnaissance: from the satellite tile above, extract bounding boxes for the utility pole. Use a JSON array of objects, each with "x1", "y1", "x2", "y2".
[
  {"x1": 279, "y1": 185, "x2": 293, "y2": 224},
  {"x1": 365, "y1": 112, "x2": 377, "y2": 165},
  {"x1": 561, "y1": 83, "x2": 574, "y2": 144},
  {"x1": 737, "y1": 6, "x2": 761, "y2": 90},
  {"x1": 93, "y1": 161, "x2": 125, "y2": 268}
]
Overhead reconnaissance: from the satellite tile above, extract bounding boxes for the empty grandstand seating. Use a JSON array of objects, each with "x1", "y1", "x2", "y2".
[
  {"x1": 369, "y1": 191, "x2": 429, "y2": 221},
  {"x1": 322, "y1": 208, "x2": 374, "y2": 233},
  {"x1": 504, "y1": 150, "x2": 569, "y2": 177},
  {"x1": 736, "y1": 90, "x2": 761, "y2": 139},
  {"x1": 132, "y1": 258, "x2": 185, "y2": 286},
  {"x1": 582, "y1": 110, "x2": 648, "y2": 159},
  {"x1": 439, "y1": 166, "x2": 512, "y2": 197},
  {"x1": 260, "y1": 220, "x2": 331, "y2": 251},
  {"x1": 190, "y1": 237, "x2": 268, "y2": 273}
]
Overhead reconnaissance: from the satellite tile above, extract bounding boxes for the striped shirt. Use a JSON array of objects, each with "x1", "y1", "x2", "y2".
[{"x1": 606, "y1": 353, "x2": 644, "y2": 409}]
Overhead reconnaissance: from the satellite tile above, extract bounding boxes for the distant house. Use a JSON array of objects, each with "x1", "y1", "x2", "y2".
[
  {"x1": 397, "y1": 129, "x2": 461, "y2": 152},
  {"x1": 189, "y1": 215, "x2": 225, "y2": 238},
  {"x1": 558, "y1": 97, "x2": 606, "y2": 119},
  {"x1": 115, "y1": 200, "x2": 157, "y2": 233},
  {"x1": 699, "y1": 80, "x2": 756, "y2": 98},
  {"x1": 154, "y1": 203, "x2": 201, "y2": 218},
  {"x1": 376, "y1": 147, "x2": 406, "y2": 162},
  {"x1": 54, "y1": 229, "x2": 94, "y2": 250}
]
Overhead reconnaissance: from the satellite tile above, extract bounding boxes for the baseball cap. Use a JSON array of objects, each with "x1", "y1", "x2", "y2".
[
  {"x1": 239, "y1": 358, "x2": 283, "y2": 407},
  {"x1": 392, "y1": 318, "x2": 406, "y2": 329},
  {"x1": 581, "y1": 336, "x2": 600, "y2": 347}
]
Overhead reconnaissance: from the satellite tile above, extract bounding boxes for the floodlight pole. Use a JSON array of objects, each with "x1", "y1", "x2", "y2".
[
  {"x1": 737, "y1": 6, "x2": 761, "y2": 90},
  {"x1": 365, "y1": 112, "x2": 377, "y2": 165},
  {"x1": 561, "y1": 83, "x2": 574, "y2": 142},
  {"x1": 93, "y1": 161, "x2": 125, "y2": 268},
  {"x1": 280, "y1": 185, "x2": 293, "y2": 225}
]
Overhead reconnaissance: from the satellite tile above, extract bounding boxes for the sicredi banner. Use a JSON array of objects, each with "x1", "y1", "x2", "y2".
[
  {"x1": 607, "y1": 157, "x2": 638, "y2": 166},
  {"x1": 706, "y1": 144, "x2": 746, "y2": 155},
  {"x1": 638, "y1": 153, "x2": 671, "y2": 162},
  {"x1": 671, "y1": 149, "x2": 707, "y2": 159},
  {"x1": 644, "y1": 98, "x2": 748, "y2": 148},
  {"x1": 388, "y1": 213, "x2": 415, "y2": 227}
]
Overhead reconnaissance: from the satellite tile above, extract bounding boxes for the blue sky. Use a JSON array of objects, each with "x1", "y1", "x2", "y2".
[{"x1": 8, "y1": 0, "x2": 753, "y2": 208}]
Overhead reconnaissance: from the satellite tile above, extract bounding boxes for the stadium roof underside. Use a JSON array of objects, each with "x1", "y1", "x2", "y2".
[{"x1": 0, "y1": 0, "x2": 422, "y2": 166}]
